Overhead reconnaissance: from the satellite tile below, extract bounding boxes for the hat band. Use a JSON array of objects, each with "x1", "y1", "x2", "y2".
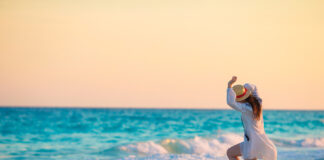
[{"x1": 236, "y1": 88, "x2": 247, "y2": 98}]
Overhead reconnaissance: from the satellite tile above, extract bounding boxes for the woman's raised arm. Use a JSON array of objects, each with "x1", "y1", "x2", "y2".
[{"x1": 226, "y1": 76, "x2": 252, "y2": 113}]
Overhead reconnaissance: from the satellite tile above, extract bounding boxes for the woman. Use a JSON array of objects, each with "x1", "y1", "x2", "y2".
[{"x1": 226, "y1": 76, "x2": 277, "y2": 160}]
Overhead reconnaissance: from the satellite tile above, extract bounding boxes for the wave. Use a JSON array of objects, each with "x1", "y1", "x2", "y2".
[
  {"x1": 102, "y1": 133, "x2": 324, "y2": 159},
  {"x1": 273, "y1": 137, "x2": 324, "y2": 148},
  {"x1": 115, "y1": 133, "x2": 242, "y2": 160},
  {"x1": 119, "y1": 133, "x2": 242, "y2": 157},
  {"x1": 300, "y1": 137, "x2": 324, "y2": 147}
]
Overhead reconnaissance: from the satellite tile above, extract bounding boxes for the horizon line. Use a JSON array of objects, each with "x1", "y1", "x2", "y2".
[{"x1": 0, "y1": 105, "x2": 323, "y2": 111}]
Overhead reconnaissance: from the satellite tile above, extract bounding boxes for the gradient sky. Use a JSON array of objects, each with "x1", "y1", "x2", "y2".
[{"x1": 1, "y1": 0, "x2": 323, "y2": 109}]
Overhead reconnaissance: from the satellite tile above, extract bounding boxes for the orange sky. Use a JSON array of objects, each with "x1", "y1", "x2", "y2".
[{"x1": 0, "y1": 0, "x2": 323, "y2": 109}]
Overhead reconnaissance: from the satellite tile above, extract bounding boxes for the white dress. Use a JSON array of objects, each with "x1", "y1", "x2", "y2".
[{"x1": 227, "y1": 83, "x2": 277, "y2": 160}]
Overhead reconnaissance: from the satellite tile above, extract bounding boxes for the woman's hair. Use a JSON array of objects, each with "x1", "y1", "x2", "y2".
[{"x1": 245, "y1": 95, "x2": 262, "y2": 120}]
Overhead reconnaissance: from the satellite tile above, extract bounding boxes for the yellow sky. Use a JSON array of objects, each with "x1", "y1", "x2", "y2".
[{"x1": 0, "y1": 0, "x2": 323, "y2": 109}]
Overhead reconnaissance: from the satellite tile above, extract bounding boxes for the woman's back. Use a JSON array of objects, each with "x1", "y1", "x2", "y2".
[
  {"x1": 240, "y1": 104, "x2": 265, "y2": 135},
  {"x1": 226, "y1": 77, "x2": 277, "y2": 160}
]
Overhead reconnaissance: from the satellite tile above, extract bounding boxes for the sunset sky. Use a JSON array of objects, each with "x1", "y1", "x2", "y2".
[{"x1": 1, "y1": 0, "x2": 323, "y2": 110}]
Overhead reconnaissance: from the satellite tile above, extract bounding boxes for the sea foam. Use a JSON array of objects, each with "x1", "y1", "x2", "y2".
[
  {"x1": 119, "y1": 133, "x2": 243, "y2": 159},
  {"x1": 273, "y1": 137, "x2": 324, "y2": 148},
  {"x1": 118, "y1": 133, "x2": 324, "y2": 160}
]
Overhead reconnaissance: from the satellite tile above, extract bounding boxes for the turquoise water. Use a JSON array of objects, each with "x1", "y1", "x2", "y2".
[{"x1": 1, "y1": 107, "x2": 323, "y2": 160}]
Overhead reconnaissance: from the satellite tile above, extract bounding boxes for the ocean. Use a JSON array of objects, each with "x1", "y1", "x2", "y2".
[{"x1": 0, "y1": 107, "x2": 323, "y2": 160}]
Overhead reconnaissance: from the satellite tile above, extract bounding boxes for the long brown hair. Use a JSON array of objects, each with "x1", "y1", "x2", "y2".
[{"x1": 245, "y1": 95, "x2": 262, "y2": 120}]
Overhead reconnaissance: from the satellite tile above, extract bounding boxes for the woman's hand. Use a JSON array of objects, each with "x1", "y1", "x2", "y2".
[{"x1": 228, "y1": 76, "x2": 237, "y2": 88}]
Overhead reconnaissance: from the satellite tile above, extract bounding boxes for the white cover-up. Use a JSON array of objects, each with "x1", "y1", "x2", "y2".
[{"x1": 227, "y1": 83, "x2": 277, "y2": 160}]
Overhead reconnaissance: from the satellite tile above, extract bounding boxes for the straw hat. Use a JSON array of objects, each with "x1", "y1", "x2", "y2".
[{"x1": 232, "y1": 84, "x2": 252, "y2": 101}]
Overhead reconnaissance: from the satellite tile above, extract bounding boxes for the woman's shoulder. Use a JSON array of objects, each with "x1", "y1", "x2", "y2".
[{"x1": 240, "y1": 102, "x2": 253, "y2": 113}]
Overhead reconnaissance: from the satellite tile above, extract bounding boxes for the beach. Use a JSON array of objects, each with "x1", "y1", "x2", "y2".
[{"x1": 1, "y1": 107, "x2": 323, "y2": 160}]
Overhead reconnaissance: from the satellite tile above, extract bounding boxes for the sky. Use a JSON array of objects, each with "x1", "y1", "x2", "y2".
[{"x1": 0, "y1": 0, "x2": 323, "y2": 110}]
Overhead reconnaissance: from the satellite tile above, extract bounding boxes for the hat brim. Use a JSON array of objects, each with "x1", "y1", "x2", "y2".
[{"x1": 236, "y1": 89, "x2": 252, "y2": 102}]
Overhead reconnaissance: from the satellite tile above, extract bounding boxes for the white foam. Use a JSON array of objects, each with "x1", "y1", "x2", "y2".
[
  {"x1": 119, "y1": 133, "x2": 243, "y2": 159},
  {"x1": 299, "y1": 137, "x2": 324, "y2": 147},
  {"x1": 118, "y1": 133, "x2": 324, "y2": 160},
  {"x1": 273, "y1": 137, "x2": 324, "y2": 148},
  {"x1": 120, "y1": 141, "x2": 168, "y2": 155}
]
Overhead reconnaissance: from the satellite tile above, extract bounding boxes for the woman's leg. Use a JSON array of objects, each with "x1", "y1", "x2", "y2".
[{"x1": 227, "y1": 143, "x2": 242, "y2": 160}]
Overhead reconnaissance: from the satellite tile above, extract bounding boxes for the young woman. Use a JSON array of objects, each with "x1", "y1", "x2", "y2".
[{"x1": 226, "y1": 76, "x2": 277, "y2": 160}]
